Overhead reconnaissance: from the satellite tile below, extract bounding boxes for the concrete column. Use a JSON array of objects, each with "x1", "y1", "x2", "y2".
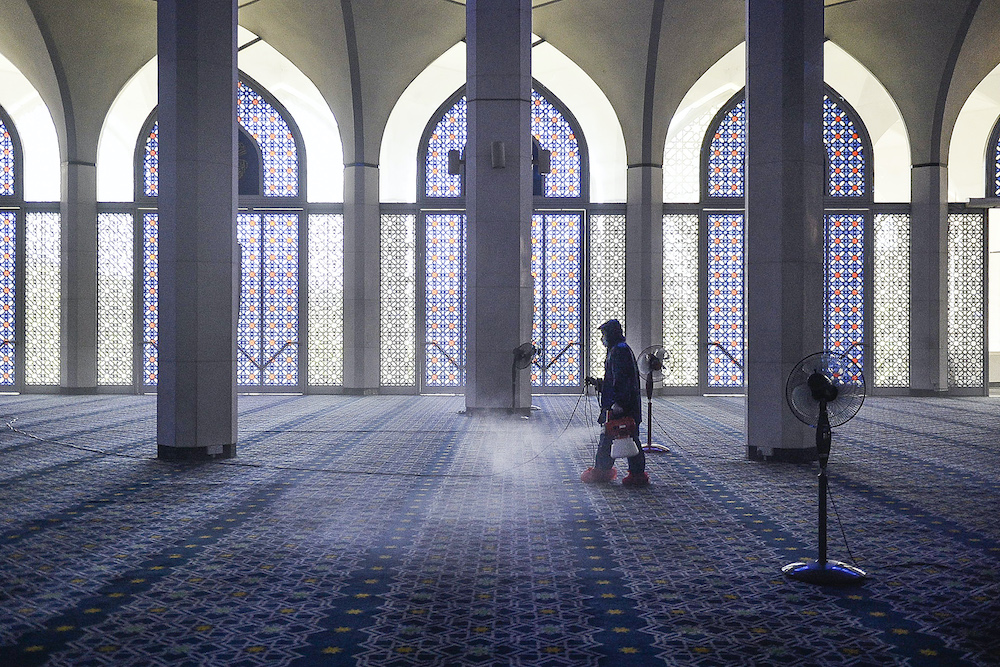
[
  {"x1": 626, "y1": 165, "x2": 664, "y2": 357},
  {"x1": 156, "y1": 0, "x2": 238, "y2": 460},
  {"x1": 745, "y1": 0, "x2": 825, "y2": 461},
  {"x1": 342, "y1": 164, "x2": 380, "y2": 393},
  {"x1": 465, "y1": 0, "x2": 534, "y2": 412},
  {"x1": 909, "y1": 164, "x2": 949, "y2": 394},
  {"x1": 60, "y1": 161, "x2": 97, "y2": 391}
]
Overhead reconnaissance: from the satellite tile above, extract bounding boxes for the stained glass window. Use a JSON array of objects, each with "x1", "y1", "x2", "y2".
[
  {"x1": 237, "y1": 82, "x2": 298, "y2": 197},
  {"x1": 0, "y1": 212, "x2": 15, "y2": 386},
  {"x1": 663, "y1": 214, "x2": 699, "y2": 386},
  {"x1": 824, "y1": 96, "x2": 866, "y2": 198},
  {"x1": 237, "y1": 213, "x2": 299, "y2": 386},
  {"x1": 423, "y1": 91, "x2": 582, "y2": 199},
  {"x1": 589, "y1": 214, "x2": 625, "y2": 377},
  {"x1": 947, "y1": 212, "x2": 985, "y2": 388},
  {"x1": 873, "y1": 213, "x2": 910, "y2": 387},
  {"x1": 707, "y1": 213, "x2": 744, "y2": 387},
  {"x1": 531, "y1": 93, "x2": 581, "y2": 198},
  {"x1": 380, "y1": 213, "x2": 416, "y2": 386},
  {"x1": 531, "y1": 213, "x2": 582, "y2": 387},
  {"x1": 24, "y1": 212, "x2": 60, "y2": 386},
  {"x1": 142, "y1": 213, "x2": 158, "y2": 385},
  {"x1": 425, "y1": 213, "x2": 466, "y2": 387},
  {"x1": 143, "y1": 80, "x2": 299, "y2": 199},
  {"x1": 706, "y1": 100, "x2": 746, "y2": 198},
  {"x1": 308, "y1": 213, "x2": 344, "y2": 386},
  {"x1": 97, "y1": 213, "x2": 134, "y2": 385},
  {"x1": 1, "y1": 116, "x2": 15, "y2": 196},
  {"x1": 237, "y1": 214, "x2": 261, "y2": 384},
  {"x1": 993, "y1": 122, "x2": 1000, "y2": 197},
  {"x1": 704, "y1": 93, "x2": 868, "y2": 199},
  {"x1": 425, "y1": 98, "x2": 467, "y2": 199},
  {"x1": 142, "y1": 123, "x2": 158, "y2": 197},
  {"x1": 825, "y1": 213, "x2": 865, "y2": 370}
]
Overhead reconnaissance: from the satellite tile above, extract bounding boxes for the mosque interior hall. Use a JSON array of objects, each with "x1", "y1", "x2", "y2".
[{"x1": 1, "y1": 0, "x2": 1000, "y2": 665}]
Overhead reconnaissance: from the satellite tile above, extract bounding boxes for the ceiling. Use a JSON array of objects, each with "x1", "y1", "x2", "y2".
[{"x1": 2, "y1": 0, "x2": 998, "y2": 164}]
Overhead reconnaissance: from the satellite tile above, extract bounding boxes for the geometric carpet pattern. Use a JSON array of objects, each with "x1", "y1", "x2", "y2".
[{"x1": 1, "y1": 393, "x2": 998, "y2": 666}]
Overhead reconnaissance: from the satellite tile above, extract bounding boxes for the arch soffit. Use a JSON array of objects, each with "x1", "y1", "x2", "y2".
[
  {"x1": 0, "y1": 50, "x2": 60, "y2": 202},
  {"x1": 96, "y1": 27, "x2": 343, "y2": 204},
  {"x1": 663, "y1": 41, "x2": 911, "y2": 204},
  {"x1": 379, "y1": 38, "x2": 627, "y2": 204},
  {"x1": 948, "y1": 60, "x2": 1000, "y2": 201}
]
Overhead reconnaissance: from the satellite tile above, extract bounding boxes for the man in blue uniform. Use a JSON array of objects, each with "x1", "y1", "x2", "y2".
[{"x1": 580, "y1": 319, "x2": 649, "y2": 486}]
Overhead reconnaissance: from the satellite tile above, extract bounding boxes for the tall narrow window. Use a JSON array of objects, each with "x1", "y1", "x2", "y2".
[
  {"x1": 824, "y1": 213, "x2": 865, "y2": 370},
  {"x1": 531, "y1": 213, "x2": 583, "y2": 387},
  {"x1": 307, "y1": 214, "x2": 344, "y2": 386},
  {"x1": 424, "y1": 213, "x2": 466, "y2": 387},
  {"x1": 948, "y1": 212, "x2": 985, "y2": 388},
  {"x1": 706, "y1": 213, "x2": 745, "y2": 388},
  {"x1": 662, "y1": 214, "x2": 699, "y2": 386},
  {"x1": 237, "y1": 213, "x2": 299, "y2": 386},
  {"x1": 590, "y1": 214, "x2": 626, "y2": 377},
  {"x1": 873, "y1": 213, "x2": 910, "y2": 387},
  {"x1": 0, "y1": 211, "x2": 15, "y2": 387},
  {"x1": 97, "y1": 213, "x2": 134, "y2": 385},
  {"x1": 142, "y1": 212, "x2": 158, "y2": 386},
  {"x1": 380, "y1": 213, "x2": 416, "y2": 387}
]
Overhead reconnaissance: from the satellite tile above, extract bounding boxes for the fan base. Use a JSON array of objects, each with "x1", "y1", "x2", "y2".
[
  {"x1": 643, "y1": 443, "x2": 670, "y2": 453},
  {"x1": 782, "y1": 559, "x2": 867, "y2": 586}
]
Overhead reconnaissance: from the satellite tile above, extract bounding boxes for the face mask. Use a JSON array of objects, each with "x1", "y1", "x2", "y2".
[{"x1": 601, "y1": 334, "x2": 609, "y2": 348}]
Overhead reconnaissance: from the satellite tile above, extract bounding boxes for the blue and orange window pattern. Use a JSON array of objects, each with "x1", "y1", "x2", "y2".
[
  {"x1": 141, "y1": 81, "x2": 300, "y2": 386},
  {"x1": 425, "y1": 91, "x2": 581, "y2": 200},
  {"x1": 704, "y1": 93, "x2": 868, "y2": 386},
  {"x1": 422, "y1": 89, "x2": 583, "y2": 387},
  {"x1": 0, "y1": 118, "x2": 15, "y2": 385}
]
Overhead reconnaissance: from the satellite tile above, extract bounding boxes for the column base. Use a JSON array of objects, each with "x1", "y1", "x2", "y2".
[
  {"x1": 465, "y1": 407, "x2": 532, "y2": 418},
  {"x1": 747, "y1": 445, "x2": 817, "y2": 463},
  {"x1": 157, "y1": 443, "x2": 236, "y2": 461}
]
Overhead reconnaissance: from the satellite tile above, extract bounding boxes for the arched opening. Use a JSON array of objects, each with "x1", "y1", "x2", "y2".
[
  {"x1": 662, "y1": 84, "x2": 908, "y2": 394},
  {"x1": 386, "y1": 83, "x2": 604, "y2": 393},
  {"x1": 0, "y1": 103, "x2": 60, "y2": 390},
  {"x1": 95, "y1": 74, "x2": 345, "y2": 393}
]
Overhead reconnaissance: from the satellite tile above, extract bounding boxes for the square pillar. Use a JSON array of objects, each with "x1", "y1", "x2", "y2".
[
  {"x1": 156, "y1": 0, "x2": 238, "y2": 460},
  {"x1": 60, "y1": 161, "x2": 97, "y2": 391},
  {"x1": 342, "y1": 164, "x2": 381, "y2": 393},
  {"x1": 465, "y1": 0, "x2": 534, "y2": 412},
  {"x1": 626, "y1": 165, "x2": 664, "y2": 356},
  {"x1": 909, "y1": 164, "x2": 949, "y2": 394},
  {"x1": 745, "y1": 0, "x2": 825, "y2": 460}
]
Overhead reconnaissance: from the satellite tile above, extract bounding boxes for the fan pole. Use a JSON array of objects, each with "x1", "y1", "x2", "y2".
[
  {"x1": 642, "y1": 370, "x2": 668, "y2": 452},
  {"x1": 818, "y1": 463, "x2": 828, "y2": 568},
  {"x1": 782, "y1": 402, "x2": 867, "y2": 586}
]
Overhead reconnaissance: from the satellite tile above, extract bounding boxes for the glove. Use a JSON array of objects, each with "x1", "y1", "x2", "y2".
[
  {"x1": 584, "y1": 376, "x2": 599, "y2": 387},
  {"x1": 610, "y1": 403, "x2": 624, "y2": 417}
]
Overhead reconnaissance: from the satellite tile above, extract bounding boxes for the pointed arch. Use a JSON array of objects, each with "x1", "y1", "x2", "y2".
[
  {"x1": 380, "y1": 38, "x2": 625, "y2": 203},
  {"x1": 949, "y1": 60, "x2": 1000, "y2": 201},
  {"x1": 0, "y1": 50, "x2": 59, "y2": 201},
  {"x1": 97, "y1": 27, "x2": 342, "y2": 203},
  {"x1": 664, "y1": 41, "x2": 910, "y2": 203}
]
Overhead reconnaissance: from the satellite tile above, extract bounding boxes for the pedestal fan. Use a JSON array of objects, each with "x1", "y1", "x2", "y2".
[
  {"x1": 637, "y1": 345, "x2": 670, "y2": 453},
  {"x1": 783, "y1": 351, "x2": 867, "y2": 585}
]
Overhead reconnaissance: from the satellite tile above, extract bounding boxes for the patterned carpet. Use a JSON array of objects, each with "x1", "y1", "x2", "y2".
[{"x1": 0, "y1": 393, "x2": 998, "y2": 666}]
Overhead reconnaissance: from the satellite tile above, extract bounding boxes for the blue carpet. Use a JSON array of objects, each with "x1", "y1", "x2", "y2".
[{"x1": 0, "y1": 393, "x2": 997, "y2": 665}]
